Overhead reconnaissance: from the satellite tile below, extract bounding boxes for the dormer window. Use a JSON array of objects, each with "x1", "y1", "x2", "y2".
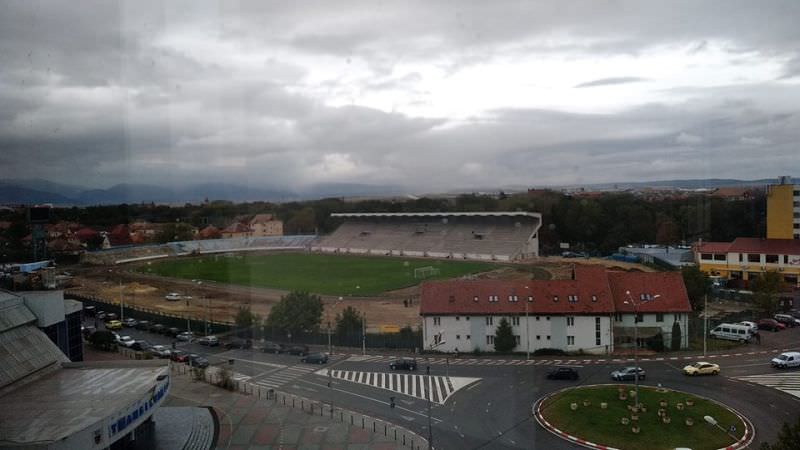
[
  {"x1": 567, "y1": 295, "x2": 578, "y2": 303},
  {"x1": 508, "y1": 295, "x2": 518, "y2": 302},
  {"x1": 473, "y1": 296, "x2": 479, "y2": 302},
  {"x1": 449, "y1": 295, "x2": 456, "y2": 303},
  {"x1": 527, "y1": 296, "x2": 533, "y2": 302},
  {"x1": 553, "y1": 295, "x2": 559, "y2": 302},
  {"x1": 591, "y1": 295, "x2": 598, "y2": 302}
]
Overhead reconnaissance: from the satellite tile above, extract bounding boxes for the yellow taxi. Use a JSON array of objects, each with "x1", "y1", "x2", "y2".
[
  {"x1": 682, "y1": 361, "x2": 720, "y2": 376},
  {"x1": 105, "y1": 320, "x2": 123, "y2": 330}
]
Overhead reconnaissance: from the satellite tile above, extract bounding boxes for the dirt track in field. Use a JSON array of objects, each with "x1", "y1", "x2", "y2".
[{"x1": 64, "y1": 257, "x2": 651, "y2": 330}]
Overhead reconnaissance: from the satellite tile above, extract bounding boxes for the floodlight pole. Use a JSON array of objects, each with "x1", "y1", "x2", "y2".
[
  {"x1": 362, "y1": 313, "x2": 366, "y2": 356},
  {"x1": 703, "y1": 294, "x2": 708, "y2": 357},
  {"x1": 119, "y1": 281, "x2": 124, "y2": 322}
]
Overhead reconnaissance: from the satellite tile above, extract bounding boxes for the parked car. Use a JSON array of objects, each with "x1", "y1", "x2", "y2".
[
  {"x1": 177, "y1": 331, "x2": 194, "y2": 341},
  {"x1": 84, "y1": 305, "x2": 96, "y2": 316},
  {"x1": 197, "y1": 336, "x2": 220, "y2": 346},
  {"x1": 122, "y1": 318, "x2": 138, "y2": 327},
  {"x1": 285, "y1": 344, "x2": 309, "y2": 356},
  {"x1": 96, "y1": 311, "x2": 107, "y2": 320},
  {"x1": 774, "y1": 314, "x2": 800, "y2": 327},
  {"x1": 81, "y1": 325, "x2": 96, "y2": 339},
  {"x1": 738, "y1": 321, "x2": 759, "y2": 334},
  {"x1": 682, "y1": 361, "x2": 720, "y2": 376},
  {"x1": 301, "y1": 352, "x2": 329, "y2": 364},
  {"x1": 758, "y1": 318, "x2": 786, "y2": 331},
  {"x1": 149, "y1": 345, "x2": 172, "y2": 358},
  {"x1": 771, "y1": 352, "x2": 800, "y2": 369},
  {"x1": 546, "y1": 367, "x2": 579, "y2": 380},
  {"x1": 150, "y1": 324, "x2": 166, "y2": 334},
  {"x1": 117, "y1": 335, "x2": 136, "y2": 347},
  {"x1": 610, "y1": 367, "x2": 646, "y2": 381},
  {"x1": 188, "y1": 354, "x2": 210, "y2": 368},
  {"x1": 225, "y1": 338, "x2": 252, "y2": 350},
  {"x1": 105, "y1": 320, "x2": 124, "y2": 330},
  {"x1": 105, "y1": 313, "x2": 118, "y2": 321},
  {"x1": 165, "y1": 327, "x2": 182, "y2": 337},
  {"x1": 261, "y1": 342, "x2": 285, "y2": 354},
  {"x1": 389, "y1": 358, "x2": 418, "y2": 371},
  {"x1": 170, "y1": 350, "x2": 190, "y2": 363},
  {"x1": 131, "y1": 340, "x2": 152, "y2": 351},
  {"x1": 164, "y1": 292, "x2": 182, "y2": 301},
  {"x1": 135, "y1": 320, "x2": 151, "y2": 330}
]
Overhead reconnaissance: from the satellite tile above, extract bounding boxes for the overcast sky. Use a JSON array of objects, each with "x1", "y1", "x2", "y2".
[{"x1": 1, "y1": 1, "x2": 799, "y2": 193}]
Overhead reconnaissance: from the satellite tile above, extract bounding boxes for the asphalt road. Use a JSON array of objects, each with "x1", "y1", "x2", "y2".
[{"x1": 89, "y1": 317, "x2": 800, "y2": 449}]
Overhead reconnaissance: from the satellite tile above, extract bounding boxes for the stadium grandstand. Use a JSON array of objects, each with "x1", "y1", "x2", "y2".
[
  {"x1": 314, "y1": 212, "x2": 542, "y2": 261},
  {"x1": 81, "y1": 235, "x2": 318, "y2": 265}
]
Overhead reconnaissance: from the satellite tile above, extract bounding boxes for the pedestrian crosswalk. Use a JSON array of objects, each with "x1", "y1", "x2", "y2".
[
  {"x1": 252, "y1": 363, "x2": 333, "y2": 389},
  {"x1": 315, "y1": 369, "x2": 479, "y2": 405},
  {"x1": 734, "y1": 372, "x2": 800, "y2": 399},
  {"x1": 346, "y1": 355, "x2": 590, "y2": 366}
]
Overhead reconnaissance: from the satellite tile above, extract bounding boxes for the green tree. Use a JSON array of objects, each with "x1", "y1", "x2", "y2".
[
  {"x1": 155, "y1": 222, "x2": 195, "y2": 243},
  {"x1": 89, "y1": 330, "x2": 117, "y2": 351},
  {"x1": 681, "y1": 265, "x2": 710, "y2": 311},
  {"x1": 265, "y1": 291, "x2": 323, "y2": 335},
  {"x1": 494, "y1": 318, "x2": 516, "y2": 352},
  {"x1": 335, "y1": 306, "x2": 363, "y2": 336},
  {"x1": 751, "y1": 272, "x2": 784, "y2": 315},
  {"x1": 234, "y1": 305, "x2": 260, "y2": 337},
  {"x1": 759, "y1": 415, "x2": 800, "y2": 450},
  {"x1": 671, "y1": 320, "x2": 682, "y2": 351}
]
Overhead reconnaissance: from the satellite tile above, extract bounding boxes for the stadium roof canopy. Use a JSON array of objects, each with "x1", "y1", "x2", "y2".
[{"x1": 331, "y1": 212, "x2": 541, "y2": 219}]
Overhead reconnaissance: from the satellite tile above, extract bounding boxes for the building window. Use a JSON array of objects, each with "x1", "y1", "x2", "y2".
[
  {"x1": 535, "y1": 316, "x2": 540, "y2": 321},
  {"x1": 566, "y1": 316, "x2": 575, "y2": 326},
  {"x1": 536, "y1": 335, "x2": 541, "y2": 340},
  {"x1": 546, "y1": 316, "x2": 550, "y2": 321},
  {"x1": 546, "y1": 335, "x2": 551, "y2": 340},
  {"x1": 456, "y1": 335, "x2": 461, "y2": 340},
  {"x1": 433, "y1": 317, "x2": 441, "y2": 326},
  {"x1": 747, "y1": 254, "x2": 760, "y2": 263},
  {"x1": 473, "y1": 296, "x2": 479, "y2": 302},
  {"x1": 466, "y1": 335, "x2": 470, "y2": 340},
  {"x1": 591, "y1": 295, "x2": 597, "y2": 302},
  {"x1": 515, "y1": 335, "x2": 521, "y2": 345},
  {"x1": 486, "y1": 316, "x2": 493, "y2": 326},
  {"x1": 512, "y1": 317, "x2": 520, "y2": 326},
  {"x1": 713, "y1": 253, "x2": 726, "y2": 261},
  {"x1": 675, "y1": 313, "x2": 681, "y2": 321},
  {"x1": 567, "y1": 295, "x2": 578, "y2": 303},
  {"x1": 456, "y1": 316, "x2": 460, "y2": 321},
  {"x1": 635, "y1": 313, "x2": 643, "y2": 323},
  {"x1": 656, "y1": 313, "x2": 664, "y2": 322},
  {"x1": 766, "y1": 254, "x2": 779, "y2": 264},
  {"x1": 701, "y1": 253, "x2": 712, "y2": 260},
  {"x1": 527, "y1": 296, "x2": 533, "y2": 302},
  {"x1": 465, "y1": 316, "x2": 470, "y2": 321},
  {"x1": 567, "y1": 336, "x2": 575, "y2": 345},
  {"x1": 595, "y1": 317, "x2": 601, "y2": 346},
  {"x1": 553, "y1": 295, "x2": 559, "y2": 302},
  {"x1": 508, "y1": 295, "x2": 519, "y2": 302},
  {"x1": 486, "y1": 335, "x2": 495, "y2": 345},
  {"x1": 614, "y1": 313, "x2": 622, "y2": 322}
]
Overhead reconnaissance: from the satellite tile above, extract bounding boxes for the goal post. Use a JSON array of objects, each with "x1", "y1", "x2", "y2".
[{"x1": 413, "y1": 266, "x2": 440, "y2": 279}]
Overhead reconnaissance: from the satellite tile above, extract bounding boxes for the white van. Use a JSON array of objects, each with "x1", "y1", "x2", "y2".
[
  {"x1": 771, "y1": 352, "x2": 800, "y2": 369},
  {"x1": 709, "y1": 323, "x2": 753, "y2": 343}
]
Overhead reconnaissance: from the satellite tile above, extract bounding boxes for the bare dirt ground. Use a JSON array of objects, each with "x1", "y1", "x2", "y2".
[{"x1": 65, "y1": 257, "x2": 652, "y2": 330}]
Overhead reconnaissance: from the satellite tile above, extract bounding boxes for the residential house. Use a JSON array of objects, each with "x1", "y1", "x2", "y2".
[{"x1": 249, "y1": 214, "x2": 283, "y2": 237}]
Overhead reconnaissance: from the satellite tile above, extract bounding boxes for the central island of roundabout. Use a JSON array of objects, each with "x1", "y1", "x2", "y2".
[{"x1": 533, "y1": 384, "x2": 754, "y2": 450}]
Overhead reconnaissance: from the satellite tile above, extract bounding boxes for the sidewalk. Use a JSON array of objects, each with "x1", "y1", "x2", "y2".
[{"x1": 167, "y1": 370, "x2": 406, "y2": 450}]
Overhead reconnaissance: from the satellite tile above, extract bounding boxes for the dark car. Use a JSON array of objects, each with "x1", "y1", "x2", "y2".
[
  {"x1": 135, "y1": 320, "x2": 151, "y2": 330},
  {"x1": 165, "y1": 327, "x2": 182, "y2": 337},
  {"x1": 197, "y1": 335, "x2": 220, "y2": 346},
  {"x1": 170, "y1": 350, "x2": 190, "y2": 363},
  {"x1": 262, "y1": 342, "x2": 285, "y2": 354},
  {"x1": 546, "y1": 367, "x2": 579, "y2": 380},
  {"x1": 122, "y1": 317, "x2": 138, "y2": 327},
  {"x1": 131, "y1": 340, "x2": 152, "y2": 352},
  {"x1": 151, "y1": 324, "x2": 166, "y2": 334},
  {"x1": 610, "y1": 366, "x2": 646, "y2": 381},
  {"x1": 188, "y1": 354, "x2": 210, "y2": 368},
  {"x1": 96, "y1": 311, "x2": 107, "y2": 320},
  {"x1": 286, "y1": 344, "x2": 309, "y2": 356},
  {"x1": 225, "y1": 338, "x2": 253, "y2": 350},
  {"x1": 105, "y1": 312, "x2": 118, "y2": 321},
  {"x1": 301, "y1": 352, "x2": 329, "y2": 364},
  {"x1": 389, "y1": 358, "x2": 418, "y2": 371},
  {"x1": 84, "y1": 306, "x2": 96, "y2": 317},
  {"x1": 81, "y1": 325, "x2": 96, "y2": 339},
  {"x1": 758, "y1": 318, "x2": 785, "y2": 331}
]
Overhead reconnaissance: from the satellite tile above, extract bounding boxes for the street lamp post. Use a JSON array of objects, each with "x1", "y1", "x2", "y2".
[
  {"x1": 426, "y1": 333, "x2": 445, "y2": 450},
  {"x1": 703, "y1": 294, "x2": 708, "y2": 357},
  {"x1": 525, "y1": 286, "x2": 531, "y2": 360},
  {"x1": 623, "y1": 290, "x2": 660, "y2": 411},
  {"x1": 119, "y1": 281, "x2": 124, "y2": 322}
]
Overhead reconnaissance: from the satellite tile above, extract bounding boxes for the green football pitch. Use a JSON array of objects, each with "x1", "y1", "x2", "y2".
[{"x1": 139, "y1": 252, "x2": 497, "y2": 296}]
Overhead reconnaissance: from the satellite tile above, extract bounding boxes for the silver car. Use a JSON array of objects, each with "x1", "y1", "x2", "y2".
[{"x1": 611, "y1": 366, "x2": 646, "y2": 381}]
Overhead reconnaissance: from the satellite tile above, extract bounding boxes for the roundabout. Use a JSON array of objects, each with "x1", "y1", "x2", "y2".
[{"x1": 533, "y1": 384, "x2": 755, "y2": 450}]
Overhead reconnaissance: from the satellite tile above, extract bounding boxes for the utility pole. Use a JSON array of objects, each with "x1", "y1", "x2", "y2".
[
  {"x1": 327, "y1": 320, "x2": 332, "y2": 355},
  {"x1": 361, "y1": 313, "x2": 366, "y2": 356},
  {"x1": 426, "y1": 365, "x2": 433, "y2": 450},
  {"x1": 703, "y1": 294, "x2": 708, "y2": 357},
  {"x1": 525, "y1": 298, "x2": 530, "y2": 360},
  {"x1": 119, "y1": 281, "x2": 124, "y2": 322}
]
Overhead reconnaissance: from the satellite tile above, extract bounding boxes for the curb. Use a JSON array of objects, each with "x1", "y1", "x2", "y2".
[{"x1": 532, "y1": 384, "x2": 755, "y2": 450}]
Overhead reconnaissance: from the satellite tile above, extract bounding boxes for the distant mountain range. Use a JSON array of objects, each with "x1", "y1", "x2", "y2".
[
  {"x1": 0, "y1": 179, "x2": 405, "y2": 205},
  {"x1": 0, "y1": 177, "x2": 795, "y2": 206}
]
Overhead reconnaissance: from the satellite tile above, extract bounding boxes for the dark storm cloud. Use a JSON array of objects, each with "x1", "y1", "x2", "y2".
[
  {"x1": 0, "y1": 0, "x2": 798, "y2": 192},
  {"x1": 574, "y1": 77, "x2": 649, "y2": 88}
]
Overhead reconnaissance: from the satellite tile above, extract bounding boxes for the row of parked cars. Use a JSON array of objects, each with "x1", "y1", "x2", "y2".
[
  {"x1": 710, "y1": 313, "x2": 800, "y2": 343},
  {"x1": 546, "y1": 362, "x2": 722, "y2": 381}
]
